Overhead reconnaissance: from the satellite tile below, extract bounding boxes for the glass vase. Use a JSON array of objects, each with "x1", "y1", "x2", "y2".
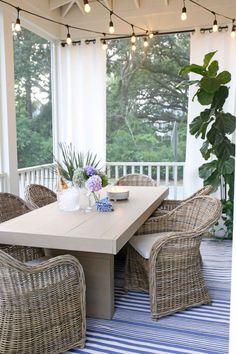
[{"x1": 57, "y1": 186, "x2": 80, "y2": 212}]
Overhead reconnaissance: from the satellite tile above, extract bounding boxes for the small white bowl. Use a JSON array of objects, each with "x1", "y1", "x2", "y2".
[{"x1": 107, "y1": 188, "x2": 129, "y2": 201}]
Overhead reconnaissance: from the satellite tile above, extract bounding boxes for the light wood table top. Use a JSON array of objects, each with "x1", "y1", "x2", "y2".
[{"x1": 0, "y1": 186, "x2": 168, "y2": 254}]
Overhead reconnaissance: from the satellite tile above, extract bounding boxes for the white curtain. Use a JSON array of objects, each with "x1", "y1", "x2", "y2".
[
  {"x1": 184, "y1": 30, "x2": 236, "y2": 197},
  {"x1": 56, "y1": 41, "x2": 106, "y2": 167}
]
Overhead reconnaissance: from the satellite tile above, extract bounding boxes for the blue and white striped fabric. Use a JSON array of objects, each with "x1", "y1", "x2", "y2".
[{"x1": 64, "y1": 239, "x2": 231, "y2": 354}]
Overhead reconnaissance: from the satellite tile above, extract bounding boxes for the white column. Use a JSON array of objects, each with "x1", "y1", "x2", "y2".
[
  {"x1": 184, "y1": 30, "x2": 236, "y2": 198},
  {"x1": 0, "y1": 8, "x2": 18, "y2": 194}
]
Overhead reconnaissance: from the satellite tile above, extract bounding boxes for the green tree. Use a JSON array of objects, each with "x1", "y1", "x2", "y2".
[
  {"x1": 106, "y1": 34, "x2": 190, "y2": 162},
  {"x1": 13, "y1": 27, "x2": 53, "y2": 168}
]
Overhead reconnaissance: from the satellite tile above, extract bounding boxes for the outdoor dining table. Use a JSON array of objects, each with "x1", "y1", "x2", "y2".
[{"x1": 0, "y1": 186, "x2": 168, "y2": 319}]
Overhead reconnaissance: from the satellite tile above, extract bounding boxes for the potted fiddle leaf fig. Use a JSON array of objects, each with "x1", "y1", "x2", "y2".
[{"x1": 179, "y1": 51, "x2": 236, "y2": 238}]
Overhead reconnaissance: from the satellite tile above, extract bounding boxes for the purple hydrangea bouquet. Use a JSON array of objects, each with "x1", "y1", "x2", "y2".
[{"x1": 73, "y1": 165, "x2": 108, "y2": 202}]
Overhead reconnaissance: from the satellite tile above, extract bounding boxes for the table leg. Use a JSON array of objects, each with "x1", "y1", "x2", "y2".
[{"x1": 46, "y1": 249, "x2": 114, "y2": 320}]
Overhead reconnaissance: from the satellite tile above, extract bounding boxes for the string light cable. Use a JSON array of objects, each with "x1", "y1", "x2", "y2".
[{"x1": 0, "y1": 0, "x2": 235, "y2": 48}]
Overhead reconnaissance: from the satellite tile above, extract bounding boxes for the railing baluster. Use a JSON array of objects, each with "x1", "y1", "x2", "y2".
[
  {"x1": 115, "y1": 166, "x2": 119, "y2": 180},
  {"x1": 165, "y1": 166, "x2": 169, "y2": 185},
  {"x1": 156, "y1": 166, "x2": 160, "y2": 185},
  {"x1": 174, "y1": 165, "x2": 178, "y2": 199}
]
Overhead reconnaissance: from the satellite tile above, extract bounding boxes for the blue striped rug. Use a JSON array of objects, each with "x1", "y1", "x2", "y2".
[{"x1": 64, "y1": 239, "x2": 232, "y2": 354}]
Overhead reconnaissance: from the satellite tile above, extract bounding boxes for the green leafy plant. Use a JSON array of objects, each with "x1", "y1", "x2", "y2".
[
  {"x1": 179, "y1": 51, "x2": 236, "y2": 238},
  {"x1": 55, "y1": 143, "x2": 101, "y2": 182}
]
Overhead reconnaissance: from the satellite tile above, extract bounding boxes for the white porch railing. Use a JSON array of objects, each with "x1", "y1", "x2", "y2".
[
  {"x1": 0, "y1": 162, "x2": 185, "y2": 199},
  {"x1": 106, "y1": 162, "x2": 185, "y2": 199},
  {"x1": 18, "y1": 163, "x2": 57, "y2": 198}
]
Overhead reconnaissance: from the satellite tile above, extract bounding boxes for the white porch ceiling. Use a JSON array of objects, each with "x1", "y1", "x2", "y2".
[{"x1": 27, "y1": 0, "x2": 236, "y2": 39}]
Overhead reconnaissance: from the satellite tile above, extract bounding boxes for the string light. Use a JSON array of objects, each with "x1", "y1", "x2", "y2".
[
  {"x1": 131, "y1": 43, "x2": 136, "y2": 51},
  {"x1": 181, "y1": 0, "x2": 187, "y2": 21},
  {"x1": 212, "y1": 12, "x2": 218, "y2": 32},
  {"x1": 15, "y1": 7, "x2": 21, "y2": 31},
  {"x1": 231, "y1": 19, "x2": 236, "y2": 38},
  {"x1": 101, "y1": 34, "x2": 108, "y2": 49},
  {"x1": 143, "y1": 37, "x2": 149, "y2": 47},
  {"x1": 84, "y1": 0, "x2": 91, "y2": 13},
  {"x1": 0, "y1": 0, "x2": 235, "y2": 50},
  {"x1": 131, "y1": 25, "x2": 136, "y2": 43},
  {"x1": 109, "y1": 11, "x2": 115, "y2": 34},
  {"x1": 66, "y1": 26, "x2": 72, "y2": 45}
]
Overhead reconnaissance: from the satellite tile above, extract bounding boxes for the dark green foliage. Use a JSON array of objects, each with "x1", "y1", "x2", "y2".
[
  {"x1": 107, "y1": 34, "x2": 190, "y2": 162},
  {"x1": 180, "y1": 51, "x2": 236, "y2": 238},
  {"x1": 13, "y1": 27, "x2": 53, "y2": 168}
]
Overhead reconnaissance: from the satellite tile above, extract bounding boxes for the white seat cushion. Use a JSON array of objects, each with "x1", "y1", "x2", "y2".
[
  {"x1": 25, "y1": 256, "x2": 51, "y2": 266},
  {"x1": 130, "y1": 232, "x2": 169, "y2": 259}
]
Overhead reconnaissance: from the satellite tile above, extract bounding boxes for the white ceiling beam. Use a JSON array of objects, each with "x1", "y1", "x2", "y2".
[
  {"x1": 164, "y1": 0, "x2": 169, "y2": 6},
  {"x1": 49, "y1": 0, "x2": 72, "y2": 10},
  {"x1": 75, "y1": 0, "x2": 86, "y2": 15},
  {"x1": 103, "y1": 0, "x2": 112, "y2": 8},
  {"x1": 61, "y1": 1, "x2": 75, "y2": 17},
  {"x1": 133, "y1": 0, "x2": 140, "y2": 9}
]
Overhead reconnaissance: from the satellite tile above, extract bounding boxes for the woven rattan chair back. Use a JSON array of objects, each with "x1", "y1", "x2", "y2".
[
  {"x1": 152, "y1": 184, "x2": 214, "y2": 216},
  {"x1": 0, "y1": 193, "x2": 44, "y2": 262},
  {"x1": 0, "y1": 250, "x2": 86, "y2": 353},
  {"x1": 114, "y1": 173, "x2": 156, "y2": 186},
  {"x1": 185, "y1": 185, "x2": 214, "y2": 202},
  {"x1": 165, "y1": 195, "x2": 222, "y2": 233},
  {"x1": 25, "y1": 184, "x2": 57, "y2": 209},
  {"x1": 0, "y1": 192, "x2": 30, "y2": 223}
]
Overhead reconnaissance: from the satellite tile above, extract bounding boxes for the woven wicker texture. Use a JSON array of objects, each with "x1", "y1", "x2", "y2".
[
  {"x1": 0, "y1": 251, "x2": 86, "y2": 353},
  {"x1": 152, "y1": 185, "x2": 213, "y2": 217},
  {"x1": 125, "y1": 196, "x2": 222, "y2": 320},
  {"x1": 114, "y1": 174, "x2": 156, "y2": 186},
  {"x1": 0, "y1": 192, "x2": 30, "y2": 222},
  {"x1": 25, "y1": 184, "x2": 57, "y2": 209},
  {"x1": 0, "y1": 193, "x2": 44, "y2": 262}
]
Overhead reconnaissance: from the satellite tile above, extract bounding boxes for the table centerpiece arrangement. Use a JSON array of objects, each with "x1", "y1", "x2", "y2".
[{"x1": 55, "y1": 143, "x2": 109, "y2": 211}]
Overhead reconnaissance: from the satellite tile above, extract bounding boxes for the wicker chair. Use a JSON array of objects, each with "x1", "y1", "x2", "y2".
[
  {"x1": 124, "y1": 196, "x2": 222, "y2": 320},
  {"x1": 114, "y1": 173, "x2": 156, "y2": 186},
  {"x1": 25, "y1": 184, "x2": 57, "y2": 209},
  {"x1": 152, "y1": 185, "x2": 213, "y2": 217},
  {"x1": 0, "y1": 192, "x2": 44, "y2": 261},
  {"x1": 0, "y1": 250, "x2": 86, "y2": 353}
]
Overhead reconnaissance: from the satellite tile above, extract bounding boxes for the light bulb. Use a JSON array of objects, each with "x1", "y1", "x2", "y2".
[
  {"x1": 131, "y1": 33, "x2": 136, "y2": 43},
  {"x1": 15, "y1": 18, "x2": 21, "y2": 32},
  {"x1": 109, "y1": 20, "x2": 114, "y2": 34},
  {"x1": 84, "y1": 0, "x2": 91, "y2": 13},
  {"x1": 149, "y1": 32, "x2": 154, "y2": 39},
  {"x1": 66, "y1": 34, "x2": 72, "y2": 45},
  {"x1": 131, "y1": 43, "x2": 136, "y2": 51},
  {"x1": 231, "y1": 28, "x2": 236, "y2": 38},
  {"x1": 181, "y1": 7, "x2": 187, "y2": 21},
  {"x1": 213, "y1": 19, "x2": 218, "y2": 32},
  {"x1": 102, "y1": 39, "x2": 108, "y2": 50},
  {"x1": 144, "y1": 38, "x2": 149, "y2": 47}
]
